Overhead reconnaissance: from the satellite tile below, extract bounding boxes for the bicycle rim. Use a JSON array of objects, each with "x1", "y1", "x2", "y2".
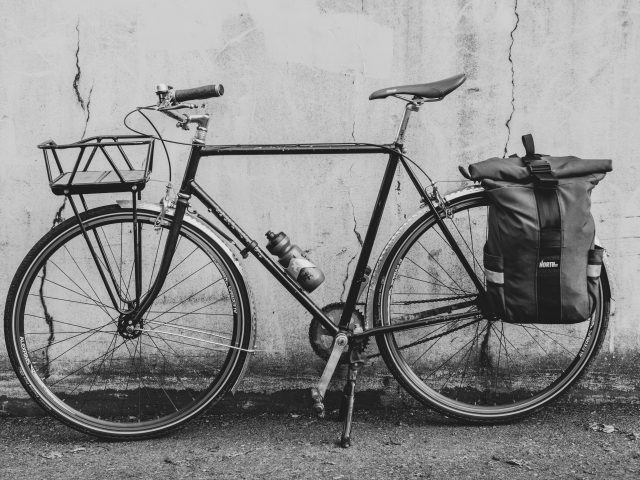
[
  {"x1": 5, "y1": 205, "x2": 252, "y2": 438},
  {"x1": 374, "y1": 192, "x2": 609, "y2": 421}
]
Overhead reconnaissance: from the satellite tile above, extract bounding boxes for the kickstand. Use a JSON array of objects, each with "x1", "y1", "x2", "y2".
[{"x1": 339, "y1": 349, "x2": 365, "y2": 448}]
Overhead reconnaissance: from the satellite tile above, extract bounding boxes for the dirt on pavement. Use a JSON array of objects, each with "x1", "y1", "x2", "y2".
[{"x1": 2, "y1": 402, "x2": 640, "y2": 479}]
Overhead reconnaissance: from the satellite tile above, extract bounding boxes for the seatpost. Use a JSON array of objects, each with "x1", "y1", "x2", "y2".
[{"x1": 395, "y1": 100, "x2": 420, "y2": 148}]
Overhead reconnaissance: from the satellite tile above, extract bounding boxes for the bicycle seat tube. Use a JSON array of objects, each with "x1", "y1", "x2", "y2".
[{"x1": 393, "y1": 99, "x2": 485, "y2": 295}]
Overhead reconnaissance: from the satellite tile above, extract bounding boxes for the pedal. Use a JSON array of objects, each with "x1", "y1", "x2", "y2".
[
  {"x1": 309, "y1": 332, "x2": 348, "y2": 418},
  {"x1": 310, "y1": 387, "x2": 325, "y2": 418}
]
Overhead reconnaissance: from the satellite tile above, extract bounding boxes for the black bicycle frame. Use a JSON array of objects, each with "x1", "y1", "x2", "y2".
[{"x1": 130, "y1": 141, "x2": 484, "y2": 340}]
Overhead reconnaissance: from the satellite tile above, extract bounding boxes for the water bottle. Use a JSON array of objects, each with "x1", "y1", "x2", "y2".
[{"x1": 265, "y1": 231, "x2": 325, "y2": 292}]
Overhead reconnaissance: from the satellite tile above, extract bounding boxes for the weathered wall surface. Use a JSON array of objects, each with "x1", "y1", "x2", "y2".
[{"x1": 1, "y1": 0, "x2": 638, "y2": 396}]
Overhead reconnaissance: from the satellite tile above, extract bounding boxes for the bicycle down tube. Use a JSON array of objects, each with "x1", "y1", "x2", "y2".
[{"x1": 126, "y1": 139, "x2": 485, "y2": 340}]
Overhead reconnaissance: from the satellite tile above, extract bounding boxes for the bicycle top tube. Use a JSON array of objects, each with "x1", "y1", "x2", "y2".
[{"x1": 200, "y1": 143, "x2": 395, "y2": 156}]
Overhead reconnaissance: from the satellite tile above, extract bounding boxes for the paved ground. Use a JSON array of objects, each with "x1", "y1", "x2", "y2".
[{"x1": 2, "y1": 402, "x2": 640, "y2": 479}]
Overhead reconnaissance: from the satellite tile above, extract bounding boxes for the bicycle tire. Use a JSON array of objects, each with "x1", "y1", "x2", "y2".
[
  {"x1": 5, "y1": 204, "x2": 255, "y2": 439},
  {"x1": 368, "y1": 189, "x2": 609, "y2": 422}
]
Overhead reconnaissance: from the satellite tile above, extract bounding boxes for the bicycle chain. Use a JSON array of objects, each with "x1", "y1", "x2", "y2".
[
  {"x1": 391, "y1": 293, "x2": 476, "y2": 305},
  {"x1": 367, "y1": 316, "x2": 483, "y2": 359}
]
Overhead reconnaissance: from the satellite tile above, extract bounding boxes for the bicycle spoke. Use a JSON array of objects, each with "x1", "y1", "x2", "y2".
[
  {"x1": 39, "y1": 274, "x2": 114, "y2": 314},
  {"x1": 139, "y1": 328, "x2": 243, "y2": 353},
  {"x1": 30, "y1": 293, "x2": 118, "y2": 310},
  {"x1": 28, "y1": 320, "x2": 114, "y2": 353},
  {"x1": 145, "y1": 319, "x2": 231, "y2": 340},
  {"x1": 48, "y1": 337, "x2": 129, "y2": 388},
  {"x1": 415, "y1": 240, "x2": 467, "y2": 293},
  {"x1": 61, "y1": 245, "x2": 116, "y2": 311},
  {"x1": 155, "y1": 260, "x2": 213, "y2": 299},
  {"x1": 144, "y1": 334, "x2": 196, "y2": 405},
  {"x1": 520, "y1": 326, "x2": 564, "y2": 372},
  {"x1": 396, "y1": 273, "x2": 466, "y2": 293},
  {"x1": 520, "y1": 323, "x2": 582, "y2": 358},
  {"x1": 75, "y1": 332, "x2": 118, "y2": 399},
  {"x1": 146, "y1": 279, "x2": 223, "y2": 323},
  {"x1": 404, "y1": 258, "x2": 469, "y2": 295},
  {"x1": 44, "y1": 319, "x2": 117, "y2": 365}
]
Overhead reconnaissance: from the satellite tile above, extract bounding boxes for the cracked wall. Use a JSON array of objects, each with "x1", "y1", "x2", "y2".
[
  {"x1": 0, "y1": 0, "x2": 638, "y2": 387},
  {"x1": 504, "y1": 0, "x2": 520, "y2": 157}
]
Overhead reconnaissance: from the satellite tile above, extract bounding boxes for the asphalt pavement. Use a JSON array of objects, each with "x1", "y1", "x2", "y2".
[{"x1": 2, "y1": 402, "x2": 640, "y2": 479}]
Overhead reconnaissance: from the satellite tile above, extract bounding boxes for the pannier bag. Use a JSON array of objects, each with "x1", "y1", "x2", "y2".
[{"x1": 466, "y1": 134, "x2": 612, "y2": 324}]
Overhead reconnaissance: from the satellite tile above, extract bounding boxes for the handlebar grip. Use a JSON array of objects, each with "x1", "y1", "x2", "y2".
[{"x1": 173, "y1": 84, "x2": 224, "y2": 102}]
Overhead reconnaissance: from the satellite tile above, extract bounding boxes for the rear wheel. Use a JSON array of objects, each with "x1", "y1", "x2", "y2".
[
  {"x1": 372, "y1": 190, "x2": 609, "y2": 421},
  {"x1": 5, "y1": 205, "x2": 254, "y2": 439}
]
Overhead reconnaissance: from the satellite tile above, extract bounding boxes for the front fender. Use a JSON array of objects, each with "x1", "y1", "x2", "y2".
[
  {"x1": 115, "y1": 200, "x2": 242, "y2": 268},
  {"x1": 115, "y1": 200, "x2": 256, "y2": 391}
]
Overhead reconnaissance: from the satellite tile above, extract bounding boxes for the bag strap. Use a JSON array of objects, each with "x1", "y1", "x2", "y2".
[
  {"x1": 522, "y1": 133, "x2": 536, "y2": 159},
  {"x1": 520, "y1": 134, "x2": 563, "y2": 321},
  {"x1": 521, "y1": 134, "x2": 557, "y2": 188}
]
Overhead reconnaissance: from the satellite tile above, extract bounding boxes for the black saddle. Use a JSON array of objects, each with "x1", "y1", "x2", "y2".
[{"x1": 369, "y1": 73, "x2": 466, "y2": 101}]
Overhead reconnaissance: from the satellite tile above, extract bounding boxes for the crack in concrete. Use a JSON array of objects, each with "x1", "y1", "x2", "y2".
[
  {"x1": 38, "y1": 199, "x2": 67, "y2": 379},
  {"x1": 82, "y1": 86, "x2": 93, "y2": 138},
  {"x1": 503, "y1": 0, "x2": 519, "y2": 158},
  {"x1": 348, "y1": 194, "x2": 364, "y2": 248},
  {"x1": 73, "y1": 21, "x2": 93, "y2": 138},
  {"x1": 73, "y1": 21, "x2": 85, "y2": 111},
  {"x1": 340, "y1": 172, "x2": 365, "y2": 301},
  {"x1": 351, "y1": 121, "x2": 356, "y2": 142},
  {"x1": 340, "y1": 253, "x2": 358, "y2": 302}
]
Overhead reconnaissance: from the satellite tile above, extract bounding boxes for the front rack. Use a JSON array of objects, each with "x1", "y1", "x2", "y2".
[{"x1": 39, "y1": 135, "x2": 154, "y2": 195}]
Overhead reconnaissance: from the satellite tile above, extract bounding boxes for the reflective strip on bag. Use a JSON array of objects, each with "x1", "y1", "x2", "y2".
[
  {"x1": 587, "y1": 263, "x2": 601, "y2": 278},
  {"x1": 485, "y1": 268, "x2": 504, "y2": 285}
]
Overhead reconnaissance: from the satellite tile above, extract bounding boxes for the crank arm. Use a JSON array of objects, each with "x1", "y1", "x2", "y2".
[{"x1": 310, "y1": 332, "x2": 348, "y2": 418}]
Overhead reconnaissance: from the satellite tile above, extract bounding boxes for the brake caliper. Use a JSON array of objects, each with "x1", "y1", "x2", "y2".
[{"x1": 154, "y1": 183, "x2": 175, "y2": 230}]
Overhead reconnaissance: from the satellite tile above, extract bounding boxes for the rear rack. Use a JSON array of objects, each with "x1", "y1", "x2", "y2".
[{"x1": 39, "y1": 135, "x2": 154, "y2": 195}]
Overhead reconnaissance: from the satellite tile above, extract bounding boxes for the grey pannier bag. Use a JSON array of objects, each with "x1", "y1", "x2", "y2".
[{"x1": 466, "y1": 134, "x2": 612, "y2": 324}]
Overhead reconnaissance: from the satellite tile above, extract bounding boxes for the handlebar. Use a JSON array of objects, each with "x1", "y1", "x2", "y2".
[
  {"x1": 151, "y1": 83, "x2": 221, "y2": 139},
  {"x1": 173, "y1": 84, "x2": 224, "y2": 102}
]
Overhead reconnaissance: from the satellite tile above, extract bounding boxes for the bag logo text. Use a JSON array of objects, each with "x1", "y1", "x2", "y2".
[{"x1": 538, "y1": 260, "x2": 559, "y2": 268}]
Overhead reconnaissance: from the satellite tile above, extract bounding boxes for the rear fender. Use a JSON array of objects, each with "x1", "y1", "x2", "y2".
[{"x1": 363, "y1": 185, "x2": 484, "y2": 329}]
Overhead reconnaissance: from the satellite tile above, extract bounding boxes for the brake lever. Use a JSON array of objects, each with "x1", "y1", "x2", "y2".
[
  {"x1": 156, "y1": 104, "x2": 206, "y2": 130},
  {"x1": 157, "y1": 103, "x2": 201, "y2": 111},
  {"x1": 152, "y1": 109, "x2": 189, "y2": 129}
]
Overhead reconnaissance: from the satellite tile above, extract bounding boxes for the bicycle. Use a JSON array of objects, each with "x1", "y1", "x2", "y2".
[{"x1": 4, "y1": 73, "x2": 611, "y2": 447}]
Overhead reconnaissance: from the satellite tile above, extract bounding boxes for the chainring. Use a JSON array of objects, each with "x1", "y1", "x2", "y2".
[{"x1": 308, "y1": 302, "x2": 367, "y2": 364}]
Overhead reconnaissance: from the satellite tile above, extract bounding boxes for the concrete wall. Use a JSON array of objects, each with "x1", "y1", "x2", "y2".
[{"x1": 1, "y1": 0, "x2": 639, "y2": 392}]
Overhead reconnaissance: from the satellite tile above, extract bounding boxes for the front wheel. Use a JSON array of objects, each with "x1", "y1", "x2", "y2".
[
  {"x1": 4, "y1": 204, "x2": 254, "y2": 439},
  {"x1": 370, "y1": 189, "x2": 609, "y2": 422}
]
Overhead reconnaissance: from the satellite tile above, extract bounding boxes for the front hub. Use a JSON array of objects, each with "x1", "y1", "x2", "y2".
[{"x1": 117, "y1": 311, "x2": 144, "y2": 340}]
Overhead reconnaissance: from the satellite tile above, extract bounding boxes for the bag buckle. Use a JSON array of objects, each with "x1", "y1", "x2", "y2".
[{"x1": 528, "y1": 160, "x2": 558, "y2": 188}]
